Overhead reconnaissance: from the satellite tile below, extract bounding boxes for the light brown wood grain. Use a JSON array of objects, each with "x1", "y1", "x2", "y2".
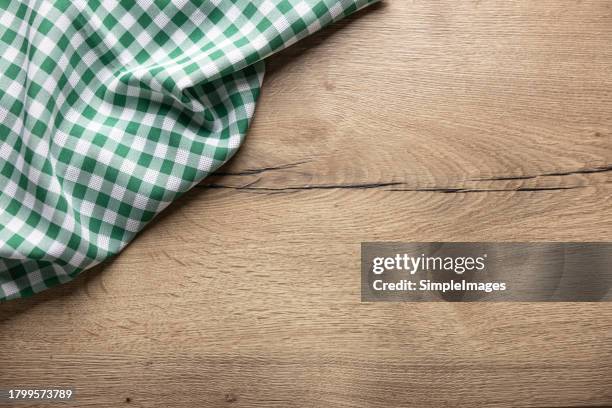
[{"x1": 1, "y1": 1, "x2": 612, "y2": 407}]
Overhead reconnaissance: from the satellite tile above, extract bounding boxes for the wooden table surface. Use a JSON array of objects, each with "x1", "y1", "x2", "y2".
[{"x1": 2, "y1": 1, "x2": 612, "y2": 407}]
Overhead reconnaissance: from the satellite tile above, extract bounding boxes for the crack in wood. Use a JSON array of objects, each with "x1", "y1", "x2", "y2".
[
  {"x1": 204, "y1": 181, "x2": 404, "y2": 191},
  {"x1": 211, "y1": 159, "x2": 610, "y2": 184},
  {"x1": 472, "y1": 164, "x2": 612, "y2": 182},
  {"x1": 388, "y1": 186, "x2": 584, "y2": 194},
  {"x1": 199, "y1": 161, "x2": 603, "y2": 194},
  {"x1": 201, "y1": 183, "x2": 584, "y2": 194},
  {"x1": 214, "y1": 160, "x2": 311, "y2": 176}
]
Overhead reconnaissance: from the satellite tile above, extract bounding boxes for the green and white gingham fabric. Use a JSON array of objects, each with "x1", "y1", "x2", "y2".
[{"x1": 0, "y1": 0, "x2": 377, "y2": 300}]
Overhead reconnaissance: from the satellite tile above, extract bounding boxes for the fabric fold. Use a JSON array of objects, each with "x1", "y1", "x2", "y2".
[{"x1": 0, "y1": 0, "x2": 378, "y2": 300}]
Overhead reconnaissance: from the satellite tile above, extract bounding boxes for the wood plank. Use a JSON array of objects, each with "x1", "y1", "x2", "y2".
[{"x1": 1, "y1": 1, "x2": 611, "y2": 407}]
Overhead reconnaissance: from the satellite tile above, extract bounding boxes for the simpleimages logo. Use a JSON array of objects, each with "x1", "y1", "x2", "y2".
[
  {"x1": 362, "y1": 242, "x2": 612, "y2": 302},
  {"x1": 372, "y1": 253, "x2": 488, "y2": 275}
]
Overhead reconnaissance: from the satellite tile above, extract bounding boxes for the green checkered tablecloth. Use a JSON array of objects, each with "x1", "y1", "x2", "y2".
[{"x1": 0, "y1": 0, "x2": 377, "y2": 300}]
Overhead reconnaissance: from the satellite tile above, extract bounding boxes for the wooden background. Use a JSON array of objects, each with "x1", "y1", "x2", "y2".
[{"x1": 2, "y1": 1, "x2": 612, "y2": 406}]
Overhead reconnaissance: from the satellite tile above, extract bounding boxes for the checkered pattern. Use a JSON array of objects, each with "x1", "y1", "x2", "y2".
[{"x1": 0, "y1": 0, "x2": 378, "y2": 300}]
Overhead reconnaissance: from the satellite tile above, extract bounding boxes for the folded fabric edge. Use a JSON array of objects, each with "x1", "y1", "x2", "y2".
[{"x1": 0, "y1": 0, "x2": 381, "y2": 301}]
